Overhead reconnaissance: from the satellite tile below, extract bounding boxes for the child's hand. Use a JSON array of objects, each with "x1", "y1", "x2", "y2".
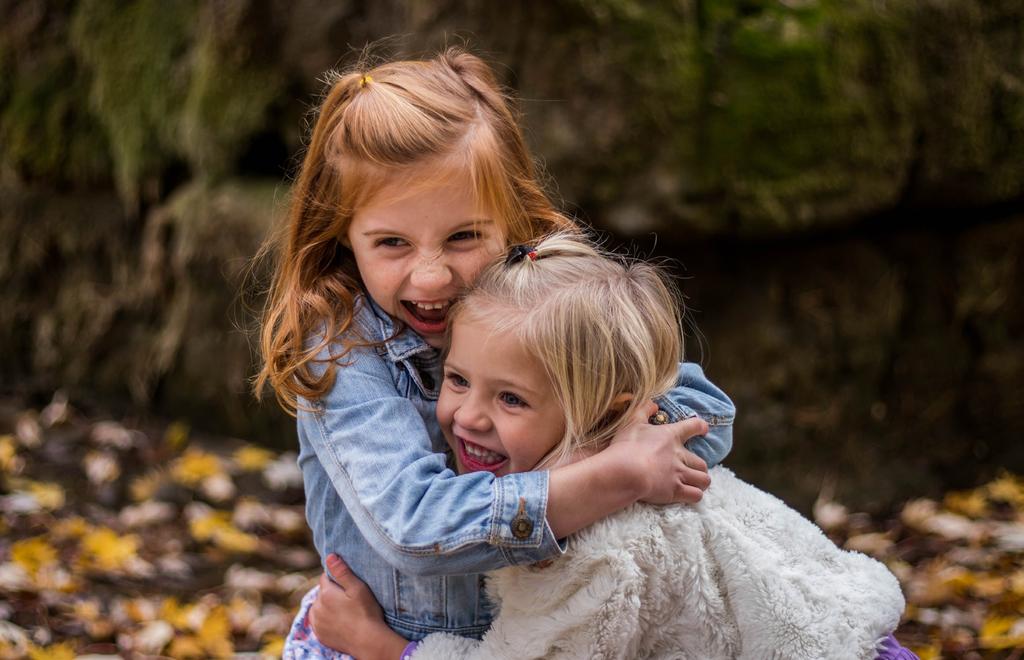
[
  {"x1": 609, "y1": 401, "x2": 711, "y2": 505},
  {"x1": 308, "y1": 554, "x2": 409, "y2": 660}
]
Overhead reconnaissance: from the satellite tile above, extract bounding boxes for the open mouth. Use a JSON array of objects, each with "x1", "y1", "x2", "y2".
[
  {"x1": 401, "y1": 300, "x2": 452, "y2": 335},
  {"x1": 456, "y1": 436, "x2": 509, "y2": 474}
]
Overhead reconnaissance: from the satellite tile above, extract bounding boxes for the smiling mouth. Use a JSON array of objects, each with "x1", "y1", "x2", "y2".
[
  {"x1": 456, "y1": 436, "x2": 509, "y2": 473},
  {"x1": 400, "y1": 300, "x2": 452, "y2": 333}
]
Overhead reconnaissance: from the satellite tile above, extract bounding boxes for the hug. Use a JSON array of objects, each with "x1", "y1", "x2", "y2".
[{"x1": 257, "y1": 49, "x2": 916, "y2": 660}]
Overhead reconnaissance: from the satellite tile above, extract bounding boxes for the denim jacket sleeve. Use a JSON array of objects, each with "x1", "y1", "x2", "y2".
[
  {"x1": 298, "y1": 341, "x2": 563, "y2": 576},
  {"x1": 653, "y1": 362, "x2": 736, "y2": 467}
]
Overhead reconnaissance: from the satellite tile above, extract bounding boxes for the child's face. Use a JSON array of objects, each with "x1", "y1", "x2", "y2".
[
  {"x1": 346, "y1": 169, "x2": 504, "y2": 348},
  {"x1": 437, "y1": 315, "x2": 566, "y2": 476}
]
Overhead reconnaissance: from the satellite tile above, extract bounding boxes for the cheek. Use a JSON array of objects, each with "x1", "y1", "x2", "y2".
[
  {"x1": 458, "y1": 246, "x2": 501, "y2": 284},
  {"x1": 436, "y1": 392, "x2": 455, "y2": 429}
]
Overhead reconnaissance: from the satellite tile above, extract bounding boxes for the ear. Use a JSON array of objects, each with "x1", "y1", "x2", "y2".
[{"x1": 609, "y1": 393, "x2": 633, "y2": 411}]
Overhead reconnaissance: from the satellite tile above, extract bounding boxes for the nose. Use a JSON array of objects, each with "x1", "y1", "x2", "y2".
[
  {"x1": 453, "y1": 393, "x2": 491, "y2": 433},
  {"x1": 409, "y1": 251, "x2": 454, "y2": 292}
]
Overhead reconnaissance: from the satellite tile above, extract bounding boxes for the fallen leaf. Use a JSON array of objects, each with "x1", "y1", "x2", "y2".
[
  {"x1": 129, "y1": 470, "x2": 166, "y2": 502},
  {"x1": 119, "y1": 501, "x2": 176, "y2": 528},
  {"x1": 11, "y1": 537, "x2": 58, "y2": 577},
  {"x1": 189, "y1": 510, "x2": 259, "y2": 554},
  {"x1": 39, "y1": 391, "x2": 70, "y2": 428},
  {"x1": 943, "y1": 489, "x2": 989, "y2": 518},
  {"x1": 26, "y1": 640, "x2": 75, "y2": 660},
  {"x1": 89, "y1": 421, "x2": 137, "y2": 450},
  {"x1": 233, "y1": 446, "x2": 275, "y2": 472},
  {"x1": 979, "y1": 615, "x2": 1024, "y2": 650},
  {"x1": 83, "y1": 450, "x2": 120, "y2": 485},
  {"x1": 262, "y1": 453, "x2": 301, "y2": 491},
  {"x1": 166, "y1": 635, "x2": 204, "y2": 659},
  {"x1": 261, "y1": 635, "x2": 285, "y2": 658},
  {"x1": 200, "y1": 472, "x2": 236, "y2": 502},
  {"x1": 196, "y1": 605, "x2": 233, "y2": 658},
  {"x1": 78, "y1": 528, "x2": 140, "y2": 572},
  {"x1": 0, "y1": 620, "x2": 31, "y2": 656},
  {"x1": 51, "y1": 516, "x2": 92, "y2": 540},
  {"x1": 0, "y1": 435, "x2": 23, "y2": 474},
  {"x1": 15, "y1": 413, "x2": 42, "y2": 448},
  {"x1": 225, "y1": 565, "x2": 277, "y2": 592},
  {"x1": 844, "y1": 532, "x2": 893, "y2": 557},
  {"x1": 172, "y1": 449, "x2": 224, "y2": 487},
  {"x1": 165, "y1": 422, "x2": 190, "y2": 451},
  {"x1": 992, "y1": 522, "x2": 1024, "y2": 551},
  {"x1": 813, "y1": 496, "x2": 849, "y2": 531},
  {"x1": 4, "y1": 479, "x2": 66, "y2": 512},
  {"x1": 986, "y1": 473, "x2": 1024, "y2": 508},
  {"x1": 133, "y1": 620, "x2": 173, "y2": 655}
]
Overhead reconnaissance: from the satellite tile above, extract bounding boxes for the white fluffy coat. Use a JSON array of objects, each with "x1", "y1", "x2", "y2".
[{"x1": 413, "y1": 467, "x2": 904, "y2": 660}]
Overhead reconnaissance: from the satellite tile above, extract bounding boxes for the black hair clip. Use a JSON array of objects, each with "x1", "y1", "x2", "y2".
[{"x1": 505, "y1": 244, "x2": 538, "y2": 265}]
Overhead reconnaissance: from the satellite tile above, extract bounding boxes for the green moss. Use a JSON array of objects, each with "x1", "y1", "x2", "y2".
[
  {"x1": 179, "y1": 4, "x2": 284, "y2": 180},
  {"x1": 70, "y1": 0, "x2": 197, "y2": 208},
  {"x1": 0, "y1": 16, "x2": 111, "y2": 183}
]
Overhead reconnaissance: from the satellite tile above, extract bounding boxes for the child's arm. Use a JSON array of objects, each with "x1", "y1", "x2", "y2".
[
  {"x1": 302, "y1": 342, "x2": 713, "y2": 576},
  {"x1": 655, "y1": 362, "x2": 736, "y2": 467}
]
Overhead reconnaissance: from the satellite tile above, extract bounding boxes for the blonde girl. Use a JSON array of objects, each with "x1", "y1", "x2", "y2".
[
  {"x1": 311, "y1": 233, "x2": 913, "y2": 660},
  {"x1": 257, "y1": 49, "x2": 735, "y2": 652}
]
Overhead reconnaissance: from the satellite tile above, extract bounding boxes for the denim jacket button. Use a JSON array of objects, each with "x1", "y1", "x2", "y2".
[
  {"x1": 649, "y1": 410, "x2": 670, "y2": 425},
  {"x1": 511, "y1": 514, "x2": 534, "y2": 540}
]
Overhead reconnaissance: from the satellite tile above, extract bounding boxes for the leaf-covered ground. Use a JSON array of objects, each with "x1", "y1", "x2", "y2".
[{"x1": 0, "y1": 393, "x2": 1021, "y2": 659}]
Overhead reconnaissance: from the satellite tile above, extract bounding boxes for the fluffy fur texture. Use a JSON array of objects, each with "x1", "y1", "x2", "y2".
[{"x1": 414, "y1": 468, "x2": 904, "y2": 659}]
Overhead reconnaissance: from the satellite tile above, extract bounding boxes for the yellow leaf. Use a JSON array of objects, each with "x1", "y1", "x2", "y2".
[
  {"x1": 979, "y1": 615, "x2": 1024, "y2": 650},
  {"x1": 910, "y1": 643, "x2": 942, "y2": 660},
  {"x1": 972, "y1": 574, "x2": 1008, "y2": 599},
  {"x1": 27, "y1": 641, "x2": 76, "y2": 660},
  {"x1": 8, "y1": 479, "x2": 66, "y2": 510},
  {"x1": 0, "y1": 435, "x2": 21, "y2": 473},
  {"x1": 197, "y1": 605, "x2": 234, "y2": 658},
  {"x1": 172, "y1": 449, "x2": 223, "y2": 487},
  {"x1": 161, "y1": 597, "x2": 193, "y2": 630},
  {"x1": 130, "y1": 470, "x2": 165, "y2": 502},
  {"x1": 51, "y1": 516, "x2": 92, "y2": 540},
  {"x1": 189, "y1": 511, "x2": 259, "y2": 554},
  {"x1": 986, "y1": 473, "x2": 1024, "y2": 507},
  {"x1": 72, "y1": 599, "x2": 101, "y2": 623},
  {"x1": 943, "y1": 489, "x2": 988, "y2": 518},
  {"x1": 189, "y1": 510, "x2": 230, "y2": 542},
  {"x1": 261, "y1": 635, "x2": 285, "y2": 658},
  {"x1": 165, "y1": 421, "x2": 190, "y2": 451},
  {"x1": 31, "y1": 483, "x2": 64, "y2": 510},
  {"x1": 214, "y1": 526, "x2": 259, "y2": 554},
  {"x1": 167, "y1": 635, "x2": 205, "y2": 659},
  {"x1": 233, "y1": 445, "x2": 275, "y2": 472},
  {"x1": 79, "y1": 527, "x2": 139, "y2": 572},
  {"x1": 11, "y1": 537, "x2": 58, "y2": 577}
]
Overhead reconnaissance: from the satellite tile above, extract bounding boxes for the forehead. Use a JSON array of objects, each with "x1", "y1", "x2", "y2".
[{"x1": 354, "y1": 160, "x2": 495, "y2": 226}]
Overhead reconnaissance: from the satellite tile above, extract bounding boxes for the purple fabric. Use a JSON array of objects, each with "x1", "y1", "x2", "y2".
[{"x1": 875, "y1": 634, "x2": 919, "y2": 660}]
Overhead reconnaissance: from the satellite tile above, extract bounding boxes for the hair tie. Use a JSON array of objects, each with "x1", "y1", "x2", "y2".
[
  {"x1": 359, "y1": 74, "x2": 373, "y2": 88},
  {"x1": 506, "y1": 244, "x2": 538, "y2": 265}
]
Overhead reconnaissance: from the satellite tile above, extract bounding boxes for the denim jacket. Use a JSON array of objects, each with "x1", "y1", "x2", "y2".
[{"x1": 296, "y1": 296, "x2": 735, "y2": 640}]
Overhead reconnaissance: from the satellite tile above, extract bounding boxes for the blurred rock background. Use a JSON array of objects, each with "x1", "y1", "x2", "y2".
[{"x1": 1, "y1": 0, "x2": 1022, "y2": 511}]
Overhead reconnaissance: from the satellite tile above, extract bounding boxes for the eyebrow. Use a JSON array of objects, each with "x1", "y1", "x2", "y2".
[
  {"x1": 443, "y1": 363, "x2": 543, "y2": 398},
  {"x1": 361, "y1": 219, "x2": 494, "y2": 237}
]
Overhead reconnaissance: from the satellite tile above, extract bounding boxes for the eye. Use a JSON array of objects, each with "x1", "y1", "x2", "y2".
[
  {"x1": 499, "y1": 391, "x2": 527, "y2": 407},
  {"x1": 448, "y1": 230, "x2": 481, "y2": 243},
  {"x1": 375, "y1": 236, "x2": 408, "y2": 248},
  {"x1": 445, "y1": 371, "x2": 469, "y2": 388}
]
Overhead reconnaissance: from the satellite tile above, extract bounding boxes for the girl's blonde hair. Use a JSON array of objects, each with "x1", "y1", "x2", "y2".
[
  {"x1": 256, "y1": 49, "x2": 576, "y2": 413},
  {"x1": 452, "y1": 232, "x2": 683, "y2": 468}
]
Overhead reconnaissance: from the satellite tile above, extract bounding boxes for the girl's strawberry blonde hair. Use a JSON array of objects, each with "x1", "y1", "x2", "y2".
[
  {"x1": 451, "y1": 232, "x2": 684, "y2": 468},
  {"x1": 257, "y1": 49, "x2": 576, "y2": 414}
]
